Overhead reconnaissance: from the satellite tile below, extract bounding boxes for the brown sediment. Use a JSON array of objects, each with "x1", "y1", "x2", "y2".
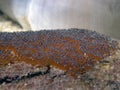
[{"x1": 0, "y1": 29, "x2": 118, "y2": 78}]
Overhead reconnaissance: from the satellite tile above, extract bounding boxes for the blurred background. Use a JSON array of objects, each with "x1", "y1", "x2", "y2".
[{"x1": 0, "y1": 0, "x2": 120, "y2": 39}]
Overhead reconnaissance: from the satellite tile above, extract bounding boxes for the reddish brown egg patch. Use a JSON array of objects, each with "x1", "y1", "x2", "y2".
[{"x1": 0, "y1": 29, "x2": 118, "y2": 78}]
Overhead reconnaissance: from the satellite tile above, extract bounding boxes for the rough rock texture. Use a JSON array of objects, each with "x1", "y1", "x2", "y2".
[
  {"x1": 0, "y1": 45, "x2": 120, "y2": 90},
  {"x1": 0, "y1": 28, "x2": 118, "y2": 78},
  {"x1": 0, "y1": 11, "x2": 120, "y2": 90}
]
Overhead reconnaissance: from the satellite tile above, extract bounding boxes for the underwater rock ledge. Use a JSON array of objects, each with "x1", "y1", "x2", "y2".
[{"x1": 0, "y1": 28, "x2": 118, "y2": 78}]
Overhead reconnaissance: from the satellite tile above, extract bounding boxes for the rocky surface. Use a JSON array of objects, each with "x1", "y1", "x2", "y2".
[
  {"x1": 0, "y1": 11, "x2": 120, "y2": 90},
  {"x1": 0, "y1": 44, "x2": 119, "y2": 90}
]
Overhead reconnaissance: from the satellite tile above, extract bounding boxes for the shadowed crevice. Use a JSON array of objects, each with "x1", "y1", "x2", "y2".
[{"x1": 0, "y1": 66, "x2": 50, "y2": 85}]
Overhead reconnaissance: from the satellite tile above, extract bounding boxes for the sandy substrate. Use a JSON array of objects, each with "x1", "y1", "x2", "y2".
[{"x1": 0, "y1": 12, "x2": 120, "y2": 90}]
